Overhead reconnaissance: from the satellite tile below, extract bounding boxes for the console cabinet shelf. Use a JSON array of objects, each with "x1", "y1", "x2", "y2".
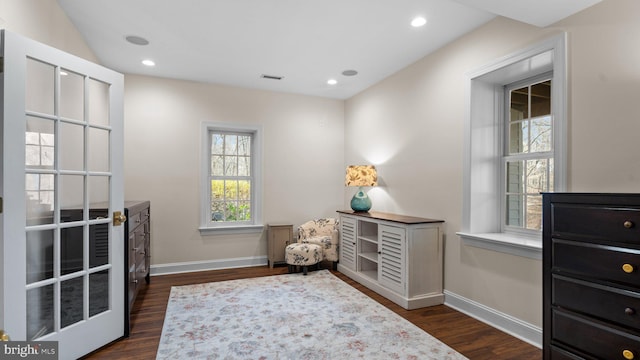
[{"x1": 337, "y1": 210, "x2": 444, "y2": 310}]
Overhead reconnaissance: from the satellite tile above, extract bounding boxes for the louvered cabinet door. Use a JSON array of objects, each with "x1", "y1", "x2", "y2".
[
  {"x1": 379, "y1": 225, "x2": 406, "y2": 294},
  {"x1": 339, "y1": 215, "x2": 357, "y2": 271}
]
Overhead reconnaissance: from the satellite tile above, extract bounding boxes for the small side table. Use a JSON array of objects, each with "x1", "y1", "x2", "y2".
[{"x1": 268, "y1": 224, "x2": 293, "y2": 268}]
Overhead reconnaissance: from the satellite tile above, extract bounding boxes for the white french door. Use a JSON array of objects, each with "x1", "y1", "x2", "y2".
[{"x1": 0, "y1": 30, "x2": 125, "y2": 359}]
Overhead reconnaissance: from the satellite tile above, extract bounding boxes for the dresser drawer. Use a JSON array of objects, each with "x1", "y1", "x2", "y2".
[
  {"x1": 551, "y1": 203, "x2": 640, "y2": 245},
  {"x1": 553, "y1": 239, "x2": 640, "y2": 287},
  {"x1": 553, "y1": 275, "x2": 640, "y2": 330},
  {"x1": 552, "y1": 310, "x2": 640, "y2": 360},
  {"x1": 550, "y1": 345, "x2": 585, "y2": 360},
  {"x1": 141, "y1": 207, "x2": 150, "y2": 223},
  {"x1": 128, "y1": 211, "x2": 142, "y2": 231}
]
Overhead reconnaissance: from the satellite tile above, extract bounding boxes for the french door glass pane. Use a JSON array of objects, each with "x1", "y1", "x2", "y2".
[
  {"x1": 26, "y1": 285, "x2": 54, "y2": 340},
  {"x1": 88, "y1": 79, "x2": 110, "y2": 126},
  {"x1": 88, "y1": 176, "x2": 109, "y2": 219},
  {"x1": 89, "y1": 224, "x2": 109, "y2": 268},
  {"x1": 25, "y1": 58, "x2": 54, "y2": 115},
  {"x1": 60, "y1": 175, "x2": 84, "y2": 221},
  {"x1": 26, "y1": 116, "x2": 55, "y2": 169},
  {"x1": 60, "y1": 277, "x2": 84, "y2": 328},
  {"x1": 59, "y1": 69, "x2": 85, "y2": 121},
  {"x1": 26, "y1": 174, "x2": 54, "y2": 226},
  {"x1": 26, "y1": 230, "x2": 54, "y2": 284},
  {"x1": 89, "y1": 270, "x2": 110, "y2": 316},
  {"x1": 88, "y1": 128, "x2": 110, "y2": 172},
  {"x1": 61, "y1": 226, "x2": 83, "y2": 275},
  {"x1": 59, "y1": 121, "x2": 85, "y2": 171}
]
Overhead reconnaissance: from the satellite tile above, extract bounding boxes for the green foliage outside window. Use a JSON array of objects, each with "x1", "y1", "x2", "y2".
[{"x1": 211, "y1": 179, "x2": 251, "y2": 221}]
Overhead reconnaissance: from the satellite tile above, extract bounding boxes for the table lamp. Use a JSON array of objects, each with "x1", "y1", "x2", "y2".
[{"x1": 345, "y1": 165, "x2": 377, "y2": 212}]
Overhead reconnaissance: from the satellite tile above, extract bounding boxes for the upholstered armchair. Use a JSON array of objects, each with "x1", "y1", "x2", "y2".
[{"x1": 297, "y1": 218, "x2": 339, "y2": 270}]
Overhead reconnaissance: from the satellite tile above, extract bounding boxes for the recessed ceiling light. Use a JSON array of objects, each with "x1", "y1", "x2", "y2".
[
  {"x1": 126, "y1": 35, "x2": 149, "y2": 46},
  {"x1": 142, "y1": 59, "x2": 155, "y2": 67},
  {"x1": 327, "y1": 79, "x2": 338, "y2": 85},
  {"x1": 342, "y1": 70, "x2": 358, "y2": 76},
  {"x1": 411, "y1": 16, "x2": 427, "y2": 27}
]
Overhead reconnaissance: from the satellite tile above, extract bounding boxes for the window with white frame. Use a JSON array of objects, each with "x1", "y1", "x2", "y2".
[
  {"x1": 458, "y1": 34, "x2": 566, "y2": 259},
  {"x1": 200, "y1": 123, "x2": 262, "y2": 234},
  {"x1": 504, "y1": 75, "x2": 553, "y2": 233}
]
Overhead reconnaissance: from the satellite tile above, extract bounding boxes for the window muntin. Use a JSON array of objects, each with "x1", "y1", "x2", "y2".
[
  {"x1": 209, "y1": 132, "x2": 253, "y2": 223},
  {"x1": 504, "y1": 77, "x2": 553, "y2": 232}
]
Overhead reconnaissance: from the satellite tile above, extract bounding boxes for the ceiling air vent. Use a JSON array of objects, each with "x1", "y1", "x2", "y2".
[{"x1": 260, "y1": 74, "x2": 284, "y2": 80}]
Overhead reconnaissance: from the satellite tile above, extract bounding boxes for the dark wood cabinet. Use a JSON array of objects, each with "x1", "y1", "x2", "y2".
[
  {"x1": 543, "y1": 193, "x2": 640, "y2": 360},
  {"x1": 124, "y1": 201, "x2": 150, "y2": 337}
]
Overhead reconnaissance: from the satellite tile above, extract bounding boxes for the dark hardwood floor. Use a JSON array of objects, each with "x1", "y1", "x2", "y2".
[{"x1": 83, "y1": 265, "x2": 542, "y2": 359}]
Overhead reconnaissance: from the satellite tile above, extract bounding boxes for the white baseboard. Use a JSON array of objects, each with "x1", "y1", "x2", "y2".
[
  {"x1": 444, "y1": 290, "x2": 542, "y2": 349},
  {"x1": 150, "y1": 256, "x2": 268, "y2": 276}
]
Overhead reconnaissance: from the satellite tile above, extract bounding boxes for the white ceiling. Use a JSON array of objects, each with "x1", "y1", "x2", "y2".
[{"x1": 56, "y1": 0, "x2": 600, "y2": 99}]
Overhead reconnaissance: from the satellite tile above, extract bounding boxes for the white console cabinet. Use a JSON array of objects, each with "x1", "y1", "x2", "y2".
[{"x1": 337, "y1": 210, "x2": 444, "y2": 310}]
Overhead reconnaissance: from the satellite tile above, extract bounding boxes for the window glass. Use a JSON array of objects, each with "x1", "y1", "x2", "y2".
[
  {"x1": 505, "y1": 78, "x2": 553, "y2": 232},
  {"x1": 209, "y1": 132, "x2": 253, "y2": 223}
]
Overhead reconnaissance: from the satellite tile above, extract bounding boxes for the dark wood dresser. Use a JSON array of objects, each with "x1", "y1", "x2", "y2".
[
  {"x1": 543, "y1": 193, "x2": 640, "y2": 359},
  {"x1": 124, "y1": 201, "x2": 151, "y2": 337}
]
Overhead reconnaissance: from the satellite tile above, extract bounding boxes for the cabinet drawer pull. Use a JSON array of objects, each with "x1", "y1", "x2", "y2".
[
  {"x1": 625, "y1": 307, "x2": 636, "y2": 315},
  {"x1": 622, "y1": 263, "x2": 635, "y2": 273},
  {"x1": 624, "y1": 220, "x2": 634, "y2": 228},
  {"x1": 623, "y1": 349, "x2": 635, "y2": 360}
]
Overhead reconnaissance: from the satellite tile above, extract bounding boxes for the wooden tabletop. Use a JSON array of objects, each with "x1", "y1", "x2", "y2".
[{"x1": 337, "y1": 210, "x2": 444, "y2": 224}]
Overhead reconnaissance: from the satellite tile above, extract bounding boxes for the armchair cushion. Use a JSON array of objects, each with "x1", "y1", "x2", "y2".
[{"x1": 297, "y1": 218, "x2": 339, "y2": 262}]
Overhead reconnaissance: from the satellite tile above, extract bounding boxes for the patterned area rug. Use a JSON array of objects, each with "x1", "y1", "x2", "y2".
[{"x1": 156, "y1": 270, "x2": 467, "y2": 359}]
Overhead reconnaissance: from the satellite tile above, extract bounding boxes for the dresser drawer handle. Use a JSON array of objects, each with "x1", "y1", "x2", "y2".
[
  {"x1": 625, "y1": 307, "x2": 636, "y2": 315},
  {"x1": 623, "y1": 349, "x2": 635, "y2": 360},
  {"x1": 622, "y1": 263, "x2": 635, "y2": 273},
  {"x1": 624, "y1": 220, "x2": 634, "y2": 228}
]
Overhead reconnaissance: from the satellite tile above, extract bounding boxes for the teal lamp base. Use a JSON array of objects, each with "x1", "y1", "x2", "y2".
[{"x1": 350, "y1": 186, "x2": 372, "y2": 212}]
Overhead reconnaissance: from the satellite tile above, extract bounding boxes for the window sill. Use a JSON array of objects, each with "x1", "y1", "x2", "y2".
[
  {"x1": 456, "y1": 232, "x2": 542, "y2": 260},
  {"x1": 199, "y1": 224, "x2": 264, "y2": 236}
]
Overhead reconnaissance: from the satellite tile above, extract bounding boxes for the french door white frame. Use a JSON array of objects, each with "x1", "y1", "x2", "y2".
[{"x1": 0, "y1": 30, "x2": 125, "y2": 359}]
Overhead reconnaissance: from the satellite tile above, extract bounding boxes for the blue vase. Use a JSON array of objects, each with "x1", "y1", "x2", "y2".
[{"x1": 350, "y1": 187, "x2": 372, "y2": 212}]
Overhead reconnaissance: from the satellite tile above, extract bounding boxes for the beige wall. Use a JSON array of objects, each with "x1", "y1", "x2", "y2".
[
  {"x1": 0, "y1": 0, "x2": 98, "y2": 62},
  {"x1": 344, "y1": 0, "x2": 640, "y2": 327},
  {"x1": 7, "y1": 0, "x2": 640, "y2": 334},
  {"x1": 124, "y1": 75, "x2": 345, "y2": 264}
]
